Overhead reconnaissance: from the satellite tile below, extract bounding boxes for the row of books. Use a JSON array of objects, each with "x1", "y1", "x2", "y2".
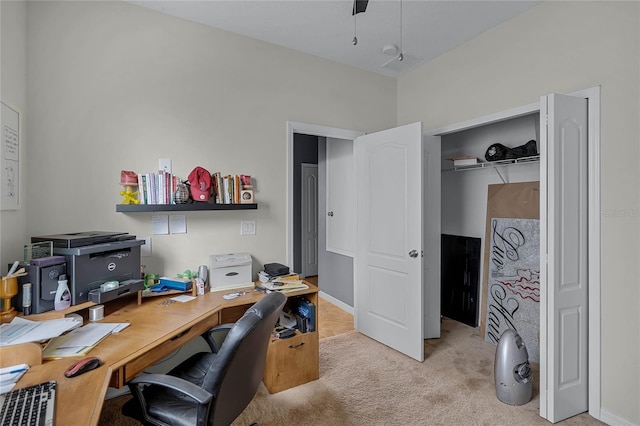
[
  {"x1": 212, "y1": 173, "x2": 252, "y2": 204},
  {"x1": 137, "y1": 172, "x2": 179, "y2": 205},
  {"x1": 131, "y1": 170, "x2": 253, "y2": 205}
]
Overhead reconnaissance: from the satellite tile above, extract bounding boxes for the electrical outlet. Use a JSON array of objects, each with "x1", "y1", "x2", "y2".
[
  {"x1": 241, "y1": 221, "x2": 256, "y2": 236},
  {"x1": 159, "y1": 158, "x2": 172, "y2": 174}
]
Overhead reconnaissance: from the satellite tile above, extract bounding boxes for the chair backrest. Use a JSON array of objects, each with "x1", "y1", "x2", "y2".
[{"x1": 205, "y1": 291, "x2": 286, "y2": 425}]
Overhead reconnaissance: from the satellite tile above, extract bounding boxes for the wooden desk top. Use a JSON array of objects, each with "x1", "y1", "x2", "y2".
[
  {"x1": 89, "y1": 283, "x2": 318, "y2": 371},
  {"x1": 12, "y1": 358, "x2": 111, "y2": 426}
]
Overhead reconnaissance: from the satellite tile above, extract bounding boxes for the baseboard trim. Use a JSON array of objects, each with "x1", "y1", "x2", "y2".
[
  {"x1": 600, "y1": 408, "x2": 638, "y2": 426},
  {"x1": 319, "y1": 291, "x2": 354, "y2": 315}
]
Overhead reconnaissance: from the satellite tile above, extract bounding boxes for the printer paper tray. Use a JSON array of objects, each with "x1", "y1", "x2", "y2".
[{"x1": 88, "y1": 279, "x2": 144, "y2": 304}]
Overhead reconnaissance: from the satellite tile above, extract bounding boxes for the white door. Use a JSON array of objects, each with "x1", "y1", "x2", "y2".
[
  {"x1": 540, "y1": 93, "x2": 589, "y2": 422},
  {"x1": 326, "y1": 138, "x2": 355, "y2": 257},
  {"x1": 355, "y1": 122, "x2": 425, "y2": 361},
  {"x1": 301, "y1": 163, "x2": 319, "y2": 277}
]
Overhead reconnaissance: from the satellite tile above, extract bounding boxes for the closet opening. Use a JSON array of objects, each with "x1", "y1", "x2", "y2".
[{"x1": 439, "y1": 112, "x2": 542, "y2": 362}]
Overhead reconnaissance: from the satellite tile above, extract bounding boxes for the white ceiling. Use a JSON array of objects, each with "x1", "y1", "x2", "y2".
[{"x1": 129, "y1": 0, "x2": 540, "y2": 77}]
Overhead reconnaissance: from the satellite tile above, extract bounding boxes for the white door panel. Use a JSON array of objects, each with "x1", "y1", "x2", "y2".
[
  {"x1": 355, "y1": 122, "x2": 424, "y2": 362},
  {"x1": 326, "y1": 138, "x2": 355, "y2": 257},
  {"x1": 540, "y1": 93, "x2": 588, "y2": 423}
]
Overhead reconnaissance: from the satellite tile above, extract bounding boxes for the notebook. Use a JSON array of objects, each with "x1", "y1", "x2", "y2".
[{"x1": 0, "y1": 380, "x2": 56, "y2": 425}]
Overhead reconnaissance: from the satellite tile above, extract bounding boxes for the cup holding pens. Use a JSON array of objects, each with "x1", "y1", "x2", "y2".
[{"x1": 0, "y1": 276, "x2": 18, "y2": 323}]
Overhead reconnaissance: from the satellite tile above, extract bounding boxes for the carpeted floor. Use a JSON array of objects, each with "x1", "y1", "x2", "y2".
[{"x1": 99, "y1": 318, "x2": 604, "y2": 425}]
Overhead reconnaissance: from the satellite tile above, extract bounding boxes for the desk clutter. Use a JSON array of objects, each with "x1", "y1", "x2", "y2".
[{"x1": 274, "y1": 296, "x2": 316, "y2": 338}]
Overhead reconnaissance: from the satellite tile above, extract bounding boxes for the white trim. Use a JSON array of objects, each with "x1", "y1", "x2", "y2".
[
  {"x1": 600, "y1": 409, "x2": 638, "y2": 426},
  {"x1": 286, "y1": 121, "x2": 364, "y2": 269},
  {"x1": 428, "y1": 102, "x2": 539, "y2": 136},
  {"x1": 539, "y1": 94, "x2": 549, "y2": 418},
  {"x1": 319, "y1": 290, "x2": 354, "y2": 315},
  {"x1": 571, "y1": 86, "x2": 602, "y2": 421}
]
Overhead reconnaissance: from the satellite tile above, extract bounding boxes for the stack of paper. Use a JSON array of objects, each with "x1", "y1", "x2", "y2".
[
  {"x1": 262, "y1": 280, "x2": 308, "y2": 292},
  {"x1": 0, "y1": 317, "x2": 81, "y2": 347},
  {"x1": 42, "y1": 322, "x2": 130, "y2": 360},
  {"x1": 0, "y1": 363, "x2": 29, "y2": 393}
]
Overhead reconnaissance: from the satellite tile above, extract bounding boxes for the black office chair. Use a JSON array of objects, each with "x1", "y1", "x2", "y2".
[{"x1": 122, "y1": 291, "x2": 286, "y2": 426}]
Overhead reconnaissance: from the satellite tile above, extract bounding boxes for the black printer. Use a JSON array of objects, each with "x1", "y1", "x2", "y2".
[{"x1": 31, "y1": 231, "x2": 144, "y2": 305}]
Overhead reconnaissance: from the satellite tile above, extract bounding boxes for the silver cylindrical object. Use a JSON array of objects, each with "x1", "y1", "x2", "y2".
[
  {"x1": 89, "y1": 304, "x2": 104, "y2": 322},
  {"x1": 198, "y1": 265, "x2": 208, "y2": 287},
  {"x1": 494, "y1": 329, "x2": 533, "y2": 406}
]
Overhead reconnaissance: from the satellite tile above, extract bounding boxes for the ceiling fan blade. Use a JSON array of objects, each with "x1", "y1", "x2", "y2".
[{"x1": 352, "y1": 0, "x2": 368, "y2": 15}]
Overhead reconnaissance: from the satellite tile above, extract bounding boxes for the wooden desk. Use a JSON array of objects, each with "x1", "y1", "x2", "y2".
[
  {"x1": 90, "y1": 283, "x2": 318, "y2": 390},
  {"x1": 3, "y1": 357, "x2": 111, "y2": 426},
  {"x1": 9, "y1": 282, "x2": 319, "y2": 423}
]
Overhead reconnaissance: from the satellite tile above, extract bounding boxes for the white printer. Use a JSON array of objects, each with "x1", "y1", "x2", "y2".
[{"x1": 209, "y1": 253, "x2": 252, "y2": 291}]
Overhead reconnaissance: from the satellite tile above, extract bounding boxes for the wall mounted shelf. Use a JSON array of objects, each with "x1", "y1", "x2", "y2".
[
  {"x1": 116, "y1": 203, "x2": 257, "y2": 213},
  {"x1": 443, "y1": 155, "x2": 540, "y2": 173},
  {"x1": 443, "y1": 155, "x2": 540, "y2": 183}
]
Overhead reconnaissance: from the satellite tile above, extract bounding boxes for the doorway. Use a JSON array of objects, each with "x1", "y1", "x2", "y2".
[{"x1": 287, "y1": 123, "x2": 363, "y2": 313}]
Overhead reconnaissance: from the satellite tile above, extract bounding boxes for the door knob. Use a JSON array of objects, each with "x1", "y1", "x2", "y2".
[
  {"x1": 409, "y1": 250, "x2": 418, "y2": 258},
  {"x1": 327, "y1": 211, "x2": 334, "y2": 217}
]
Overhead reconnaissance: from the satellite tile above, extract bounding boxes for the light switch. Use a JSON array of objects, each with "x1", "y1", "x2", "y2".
[{"x1": 241, "y1": 220, "x2": 256, "y2": 236}]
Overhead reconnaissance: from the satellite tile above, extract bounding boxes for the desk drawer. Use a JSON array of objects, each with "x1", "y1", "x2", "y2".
[
  {"x1": 112, "y1": 314, "x2": 219, "y2": 387},
  {"x1": 263, "y1": 331, "x2": 319, "y2": 393}
]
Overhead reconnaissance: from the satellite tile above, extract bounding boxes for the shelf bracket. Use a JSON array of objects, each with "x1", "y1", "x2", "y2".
[{"x1": 494, "y1": 167, "x2": 506, "y2": 184}]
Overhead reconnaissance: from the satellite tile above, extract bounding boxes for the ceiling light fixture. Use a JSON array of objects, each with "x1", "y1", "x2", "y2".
[
  {"x1": 382, "y1": 45, "x2": 399, "y2": 56},
  {"x1": 353, "y1": 13, "x2": 358, "y2": 45}
]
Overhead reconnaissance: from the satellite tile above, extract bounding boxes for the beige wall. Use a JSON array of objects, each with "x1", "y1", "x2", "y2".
[
  {"x1": 398, "y1": 1, "x2": 640, "y2": 424},
  {"x1": 0, "y1": 0, "x2": 28, "y2": 270},
  {"x1": 23, "y1": 1, "x2": 396, "y2": 276},
  {"x1": 3, "y1": 0, "x2": 639, "y2": 424}
]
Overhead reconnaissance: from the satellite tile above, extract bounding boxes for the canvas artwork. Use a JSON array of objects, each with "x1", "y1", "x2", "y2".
[{"x1": 485, "y1": 217, "x2": 540, "y2": 362}]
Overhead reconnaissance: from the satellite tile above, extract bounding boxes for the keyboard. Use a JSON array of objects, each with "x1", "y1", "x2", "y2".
[{"x1": 0, "y1": 380, "x2": 56, "y2": 426}]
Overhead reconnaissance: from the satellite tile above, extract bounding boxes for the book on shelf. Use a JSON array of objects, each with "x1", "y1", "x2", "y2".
[
  {"x1": 134, "y1": 171, "x2": 181, "y2": 205},
  {"x1": 448, "y1": 156, "x2": 481, "y2": 167},
  {"x1": 209, "y1": 173, "x2": 254, "y2": 205}
]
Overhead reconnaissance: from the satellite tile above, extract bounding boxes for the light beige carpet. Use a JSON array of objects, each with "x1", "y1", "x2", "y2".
[{"x1": 100, "y1": 318, "x2": 604, "y2": 425}]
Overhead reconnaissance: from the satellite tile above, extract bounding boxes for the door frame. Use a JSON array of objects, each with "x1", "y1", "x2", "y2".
[
  {"x1": 427, "y1": 86, "x2": 601, "y2": 420},
  {"x1": 286, "y1": 122, "x2": 364, "y2": 271}
]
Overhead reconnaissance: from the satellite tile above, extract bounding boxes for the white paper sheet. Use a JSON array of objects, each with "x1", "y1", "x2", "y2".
[{"x1": 0, "y1": 316, "x2": 81, "y2": 346}]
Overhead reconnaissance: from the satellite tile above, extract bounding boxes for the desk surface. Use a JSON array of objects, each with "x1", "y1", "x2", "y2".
[
  {"x1": 7, "y1": 283, "x2": 318, "y2": 425},
  {"x1": 92, "y1": 284, "x2": 317, "y2": 375},
  {"x1": 11, "y1": 358, "x2": 111, "y2": 426}
]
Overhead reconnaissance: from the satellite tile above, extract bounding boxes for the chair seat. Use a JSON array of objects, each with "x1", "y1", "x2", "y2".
[{"x1": 123, "y1": 352, "x2": 216, "y2": 426}]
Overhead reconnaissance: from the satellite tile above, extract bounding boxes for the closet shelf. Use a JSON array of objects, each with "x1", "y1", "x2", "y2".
[{"x1": 444, "y1": 155, "x2": 540, "y2": 173}]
